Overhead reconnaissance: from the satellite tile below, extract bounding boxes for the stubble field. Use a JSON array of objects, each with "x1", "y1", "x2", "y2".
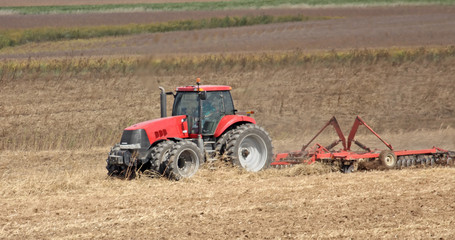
[{"x1": 1, "y1": 2, "x2": 455, "y2": 239}]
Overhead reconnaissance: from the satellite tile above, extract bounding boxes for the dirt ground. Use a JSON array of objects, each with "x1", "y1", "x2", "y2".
[
  {"x1": 1, "y1": 4, "x2": 455, "y2": 239},
  {"x1": 1, "y1": 6, "x2": 455, "y2": 59},
  {"x1": 0, "y1": 0, "x2": 230, "y2": 7},
  {"x1": 1, "y1": 149, "x2": 455, "y2": 239}
]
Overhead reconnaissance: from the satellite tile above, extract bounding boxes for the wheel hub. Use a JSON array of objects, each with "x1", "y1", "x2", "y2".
[
  {"x1": 237, "y1": 134, "x2": 268, "y2": 172},
  {"x1": 241, "y1": 148, "x2": 250, "y2": 158},
  {"x1": 385, "y1": 156, "x2": 393, "y2": 165}
]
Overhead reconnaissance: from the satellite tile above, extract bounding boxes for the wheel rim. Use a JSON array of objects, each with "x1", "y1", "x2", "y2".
[
  {"x1": 384, "y1": 154, "x2": 395, "y2": 167},
  {"x1": 237, "y1": 133, "x2": 268, "y2": 172},
  {"x1": 176, "y1": 149, "x2": 198, "y2": 177}
]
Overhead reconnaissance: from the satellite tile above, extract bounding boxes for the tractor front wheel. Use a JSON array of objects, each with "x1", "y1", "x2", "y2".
[
  {"x1": 166, "y1": 141, "x2": 202, "y2": 180},
  {"x1": 225, "y1": 124, "x2": 273, "y2": 172},
  {"x1": 149, "y1": 140, "x2": 175, "y2": 173}
]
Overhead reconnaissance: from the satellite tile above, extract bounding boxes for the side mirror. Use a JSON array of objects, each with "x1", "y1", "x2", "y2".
[{"x1": 199, "y1": 91, "x2": 207, "y2": 100}]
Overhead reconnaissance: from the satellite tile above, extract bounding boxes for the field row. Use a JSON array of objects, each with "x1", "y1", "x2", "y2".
[
  {"x1": 2, "y1": 0, "x2": 454, "y2": 14},
  {"x1": 0, "y1": 15, "x2": 324, "y2": 50},
  {"x1": 1, "y1": 47, "x2": 454, "y2": 76},
  {"x1": 2, "y1": 5, "x2": 454, "y2": 59}
]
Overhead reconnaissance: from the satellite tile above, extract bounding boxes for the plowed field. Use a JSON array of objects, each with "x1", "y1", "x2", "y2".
[
  {"x1": 1, "y1": 6, "x2": 455, "y2": 58},
  {"x1": 1, "y1": 3, "x2": 455, "y2": 239},
  {"x1": 0, "y1": 0, "x2": 229, "y2": 7}
]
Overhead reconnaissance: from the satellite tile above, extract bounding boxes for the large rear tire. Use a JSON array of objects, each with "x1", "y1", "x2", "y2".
[
  {"x1": 379, "y1": 150, "x2": 397, "y2": 169},
  {"x1": 166, "y1": 141, "x2": 202, "y2": 180},
  {"x1": 214, "y1": 128, "x2": 235, "y2": 158},
  {"x1": 225, "y1": 124, "x2": 273, "y2": 172}
]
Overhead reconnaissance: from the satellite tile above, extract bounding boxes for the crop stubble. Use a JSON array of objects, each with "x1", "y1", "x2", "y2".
[{"x1": 1, "y1": 149, "x2": 455, "y2": 239}]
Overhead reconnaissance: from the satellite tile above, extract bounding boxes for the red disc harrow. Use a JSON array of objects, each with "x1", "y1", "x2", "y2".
[{"x1": 272, "y1": 116, "x2": 455, "y2": 173}]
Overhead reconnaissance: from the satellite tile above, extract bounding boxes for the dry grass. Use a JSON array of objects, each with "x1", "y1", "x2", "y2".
[
  {"x1": 1, "y1": 149, "x2": 455, "y2": 239},
  {"x1": 1, "y1": 48, "x2": 454, "y2": 152}
]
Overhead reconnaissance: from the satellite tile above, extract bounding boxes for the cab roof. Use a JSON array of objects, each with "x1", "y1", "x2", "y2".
[{"x1": 176, "y1": 85, "x2": 232, "y2": 92}]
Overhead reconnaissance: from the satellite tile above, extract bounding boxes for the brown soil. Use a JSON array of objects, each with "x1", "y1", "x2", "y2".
[
  {"x1": 1, "y1": 6, "x2": 448, "y2": 29},
  {"x1": 0, "y1": 0, "x2": 230, "y2": 7},
  {"x1": 1, "y1": 6, "x2": 455, "y2": 59},
  {"x1": 1, "y1": 149, "x2": 455, "y2": 239}
]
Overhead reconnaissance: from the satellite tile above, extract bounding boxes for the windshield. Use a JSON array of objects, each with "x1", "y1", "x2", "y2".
[
  {"x1": 172, "y1": 91, "x2": 235, "y2": 135},
  {"x1": 172, "y1": 92, "x2": 199, "y2": 117}
]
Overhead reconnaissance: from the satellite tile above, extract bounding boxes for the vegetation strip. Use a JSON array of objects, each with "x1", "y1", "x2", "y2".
[
  {"x1": 1, "y1": 0, "x2": 455, "y2": 15},
  {"x1": 1, "y1": 47, "x2": 454, "y2": 76},
  {"x1": 0, "y1": 15, "x2": 323, "y2": 50}
]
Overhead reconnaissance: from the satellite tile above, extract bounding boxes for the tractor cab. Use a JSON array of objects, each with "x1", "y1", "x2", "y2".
[{"x1": 172, "y1": 85, "x2": 235, "y2": 135}]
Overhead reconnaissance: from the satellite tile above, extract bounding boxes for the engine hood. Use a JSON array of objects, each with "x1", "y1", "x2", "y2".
[{"x1": 124, "y1": 115, "x2": 188, "y2": 143}]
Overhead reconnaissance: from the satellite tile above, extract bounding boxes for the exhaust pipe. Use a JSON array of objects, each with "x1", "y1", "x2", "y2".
[{"x1": 159, "y1": 86, "x2": 166, "y2": 118}]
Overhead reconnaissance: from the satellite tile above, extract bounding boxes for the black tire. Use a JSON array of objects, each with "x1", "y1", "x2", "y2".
[
  {"x1": 166, "y1": 141, "x2": 202, "y2": 180},
  {"x1": 107, "y1": 144, "x2": 121, "y2": 177},
  {"x1": 107, "y1": 158, "x2": 137, "y2": 179},
  {"x1": 107, "y1": 163, "x2": 124, "y2": 177},
  {"x1": 214, "y1": 128, "x2": 235, "y2": 158},
  {"x1": 149, "y1": 141, "x2": 175, "y2": 173},
  {"x1": 379, "y1": 150, "x2": 397, "y2": 169},
  {"x1": 225, "y1": 124, "x2": 273, "y2": 172}
]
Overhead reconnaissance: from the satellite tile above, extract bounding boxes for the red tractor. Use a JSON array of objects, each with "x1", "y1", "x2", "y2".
[{"x1": 107, "y1": 79, "x2": 273, "y2": 179}]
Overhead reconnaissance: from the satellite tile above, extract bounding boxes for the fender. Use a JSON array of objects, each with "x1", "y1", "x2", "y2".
[
  {"x1": 213, "y1": 115, "x2": 256, "y2": 138},
  {"x1": 125, "y1": 115, "x2": 189, "y2": 145}
]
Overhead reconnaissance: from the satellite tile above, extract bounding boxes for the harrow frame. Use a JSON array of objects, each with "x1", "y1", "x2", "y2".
[{"x1": 272, "y1": 116, "x2": 454, "y2": 172}]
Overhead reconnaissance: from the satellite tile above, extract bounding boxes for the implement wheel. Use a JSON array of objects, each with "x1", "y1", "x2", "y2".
[
  {"x1": 166, "y1": 141, "x2": 202, "y2": 181},
  {"x1": 379, "y1": 150, "x2": 397, "y2": 169},
  {"x1": 225, "y1": 124, "x2": 273, "y2": 172}
]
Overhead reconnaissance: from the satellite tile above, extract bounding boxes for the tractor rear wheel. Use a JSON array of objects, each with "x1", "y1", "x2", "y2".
[
  {"x1": 214, "y1": 128, "x2": 235, "y2": 158},
  {"x1": 225, "y1": 124, "x2": 273, "y2": 172},
  {"x1": 379, "y1": 150, "x2": 397, "y2": 169},
  {"x1": 166, "y1": 141, "x2": 202, "y2": 180}
]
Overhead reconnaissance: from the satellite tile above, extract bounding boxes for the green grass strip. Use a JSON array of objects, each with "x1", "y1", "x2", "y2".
[
  {"x1": 0, "y1": 15, "x2": 323, "y2": 50},
  {"x1": 1, "y1": 0, "x2": 455, "y2": 15}
]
